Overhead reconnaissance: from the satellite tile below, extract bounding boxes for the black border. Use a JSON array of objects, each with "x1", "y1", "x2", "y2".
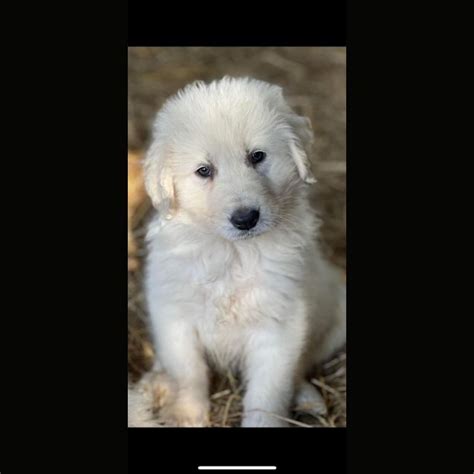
[
  {"x1": 128, "y1": 3, "x2": 346, "y2": 47},
  {"x1": 3, "y1": 3, "x2": 468, "y2": 473},
  {"x1": 129, "y1": 428, "x2": 346, "y2": 472}
]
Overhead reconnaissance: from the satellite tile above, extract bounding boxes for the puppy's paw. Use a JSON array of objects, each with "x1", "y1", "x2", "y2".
[
  {"x1": 241, "y1": 411, "x2": 289, "y2": 428},
  {"x1": 293, "y1": 380, "x2": 328, "y2": 417},
  {"x1": 159, "y1": 396, "x2": 210, "y2": 427}
]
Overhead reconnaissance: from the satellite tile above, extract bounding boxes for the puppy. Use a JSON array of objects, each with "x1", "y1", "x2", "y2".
[{"x1": 142, "y1": 77, "x2": 346, "y2": 427}]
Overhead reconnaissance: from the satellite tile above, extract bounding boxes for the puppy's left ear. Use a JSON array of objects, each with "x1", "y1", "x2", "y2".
[
  {"x1": 286, "y1": 113, "x2": 317, "y2": 184},
  {"x1": 261, "y1": 81, "x2": 317, "y2": 184}
]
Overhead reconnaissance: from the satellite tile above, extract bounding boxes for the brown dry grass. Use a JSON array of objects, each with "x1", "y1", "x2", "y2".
[{"x1": 128, "y1": 47, "x2": 346, "y2": 427}]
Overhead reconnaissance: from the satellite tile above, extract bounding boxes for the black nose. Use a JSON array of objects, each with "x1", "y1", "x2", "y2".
[{"x1": 230, "y1": 208, "x2": 260, "y2": 230}]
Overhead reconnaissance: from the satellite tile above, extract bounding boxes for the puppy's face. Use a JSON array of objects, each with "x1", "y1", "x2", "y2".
[{"x1": 145, "y1": 77, "x2": 316, "y2": 240}]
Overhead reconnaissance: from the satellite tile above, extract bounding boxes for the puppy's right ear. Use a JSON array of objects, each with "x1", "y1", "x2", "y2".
[{"x1": 143, "y1": 140, "x2": 176, "y2": 220}]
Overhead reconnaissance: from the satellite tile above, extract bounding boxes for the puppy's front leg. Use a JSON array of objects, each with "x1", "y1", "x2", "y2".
[
  {"x1": 153, "y1": 316, "x2": 210, "y2": 427},
  {"x1": 241, "y1": 327, "x2": 302, "y2": 428}
]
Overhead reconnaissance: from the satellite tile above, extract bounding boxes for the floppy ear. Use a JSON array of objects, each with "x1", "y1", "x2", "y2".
[
  {"x1": 143, "y1": 139, "x2": 176, "y2": 220},
  {"x1": 286, "y1": 113, "x2": 317, "y2": 184},
  {"x1": 267, "y1": 84, "x2": 316, "y2": 184}
]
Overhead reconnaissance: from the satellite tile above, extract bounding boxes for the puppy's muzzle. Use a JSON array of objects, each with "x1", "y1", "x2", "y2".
[{"x1": 230, "y1": 208, "x2": 260, "y2": 230}]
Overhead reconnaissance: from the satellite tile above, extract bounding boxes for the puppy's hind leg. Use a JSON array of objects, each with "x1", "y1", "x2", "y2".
[
  {"x1": 128, "y1": 385, "x2": 161, "y2": 427},
  {"x1": 313, "y1": 283, "x2": 346, "y2": 365},
  {"x1": 293, "y1": 379, "x2": 327, "y2": 417}
]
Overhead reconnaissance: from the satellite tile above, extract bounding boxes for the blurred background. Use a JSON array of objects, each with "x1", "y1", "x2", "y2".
[{"x1": 128, "y1": 47, "x2": 346, "y2": 427}]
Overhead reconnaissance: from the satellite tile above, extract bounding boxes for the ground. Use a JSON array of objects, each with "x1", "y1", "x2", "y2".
[{"x1": 128, "y1": 47, "x2": 346, "y2": 427}]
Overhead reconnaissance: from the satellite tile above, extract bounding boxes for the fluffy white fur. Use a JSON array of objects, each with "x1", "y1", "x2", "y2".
[{"x1": 140, "y1": 77, "x2": 346, "y2": 427}]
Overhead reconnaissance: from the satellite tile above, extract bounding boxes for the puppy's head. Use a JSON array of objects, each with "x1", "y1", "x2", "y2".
[{"x1": 144, "y1": 77, "x2": 316, "y2": 240}]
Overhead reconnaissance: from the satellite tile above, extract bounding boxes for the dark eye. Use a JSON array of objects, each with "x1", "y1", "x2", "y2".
[
  {"x1": 196, "y1": 166, "x2": 213, "y2": 178},
  {"x1": 249, "y1": 150, "x2": 266, "y2": 165}
]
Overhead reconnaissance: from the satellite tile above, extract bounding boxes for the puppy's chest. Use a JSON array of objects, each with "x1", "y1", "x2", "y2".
[
  {"x1": 152, "y1": 234, "x2": 306, "y2": 320},
  {"x1": 193, "y1": 247, "x2": 304, "y2": 325},
  {"x1": 199, "y1": 258, "x2": 263, "y2": 323},
  {"x1": 194, "y1": 253, "x2": 305, "y2": 371}
]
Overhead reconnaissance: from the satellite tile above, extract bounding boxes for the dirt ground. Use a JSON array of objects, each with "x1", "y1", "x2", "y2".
[{"x1": 128, "y1": 47, "x2": 346, "y2": 427}]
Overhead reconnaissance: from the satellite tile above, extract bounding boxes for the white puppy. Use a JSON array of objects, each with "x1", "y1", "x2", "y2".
[{"x1": 142, "y1": 77, "x2": 345, "y2": 427}]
